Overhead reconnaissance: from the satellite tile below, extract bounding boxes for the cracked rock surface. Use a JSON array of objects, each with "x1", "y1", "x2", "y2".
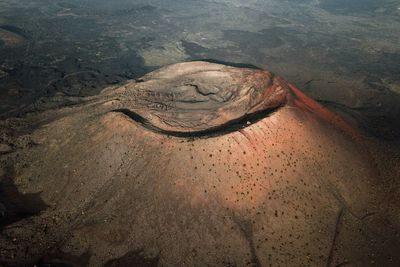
[{"x1": 0, "y1": 62, "x2": 398, "y2": 266}]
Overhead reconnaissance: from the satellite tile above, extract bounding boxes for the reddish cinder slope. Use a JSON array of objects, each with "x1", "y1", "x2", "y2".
[
  {"x1": 0, "y1": 62, "x2": 397, "y2": 266},
  {"x1": 287, "y1": 83, "x2": 360, "y2": 140}
]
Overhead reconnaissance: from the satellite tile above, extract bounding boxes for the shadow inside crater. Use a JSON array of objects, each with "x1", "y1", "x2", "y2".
[{"x1": 112, "y1": 105, "x2": 280, "y2": 139}]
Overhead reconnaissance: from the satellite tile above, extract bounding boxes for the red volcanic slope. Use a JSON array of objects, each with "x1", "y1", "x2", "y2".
[{"x1": 0, "y1": 62, "x2": 397, "y2": 266}]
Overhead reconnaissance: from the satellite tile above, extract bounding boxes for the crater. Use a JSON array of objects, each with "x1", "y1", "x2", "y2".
[{"x1": 116, "y1": 62, "x2": 288, "y2": 134}]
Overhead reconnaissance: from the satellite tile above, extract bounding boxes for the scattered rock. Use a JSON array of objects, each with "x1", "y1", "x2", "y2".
[
  {"x1": 0, "y1": 202, "x2": 6, "y2": 217},
  {"x1": 0, "y1": 69, "x2": 8, "y2": 79},
  {"x1": 0, "y1": 143, "x2": 12, "y2": 154}
]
